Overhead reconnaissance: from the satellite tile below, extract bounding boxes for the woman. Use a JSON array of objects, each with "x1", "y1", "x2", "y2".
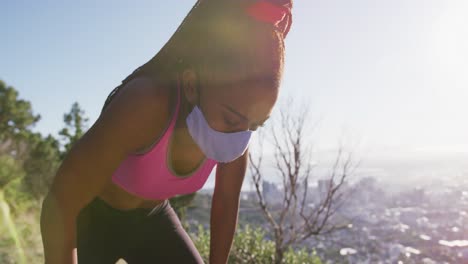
[{"x1": 40, "y1": 0, "x2": 292, "y2": 263}]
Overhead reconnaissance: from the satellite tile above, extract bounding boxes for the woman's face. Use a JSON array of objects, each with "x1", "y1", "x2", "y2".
[{"x1": 183, "y1": 70, "x2": 279, "y2": 133}]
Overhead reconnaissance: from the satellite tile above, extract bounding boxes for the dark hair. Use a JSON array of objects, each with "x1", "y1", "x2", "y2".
[{"x1": 102, "y1": 0, "x2": 292, "y2": 112}]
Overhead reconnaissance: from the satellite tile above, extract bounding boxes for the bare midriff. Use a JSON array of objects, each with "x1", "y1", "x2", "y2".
[{"x1": 97, "y1": 180, "x2": 165, "y2": 211}]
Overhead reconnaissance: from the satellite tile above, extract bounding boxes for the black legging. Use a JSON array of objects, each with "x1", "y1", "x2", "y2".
[{"x1": 76, "y1": 196, "x2": 204, "y2": 263}]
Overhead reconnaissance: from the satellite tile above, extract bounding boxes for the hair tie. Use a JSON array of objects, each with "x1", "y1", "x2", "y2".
[{"x1": 245, "y1": 0, "x2": 292, "y2": 37}]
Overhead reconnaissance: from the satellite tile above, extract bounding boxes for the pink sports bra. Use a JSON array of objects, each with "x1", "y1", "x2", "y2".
[{"x1": 110, "y1": 77, "x2": 218, "y2": 200}]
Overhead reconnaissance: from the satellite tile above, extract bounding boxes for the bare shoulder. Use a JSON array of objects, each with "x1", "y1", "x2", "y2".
[
  {"x1": 101, "y1": 75, "x2": 173, "y2": 154},
  {"x1": 103, "y1": 75, "x2": 171, "y2": 115}
]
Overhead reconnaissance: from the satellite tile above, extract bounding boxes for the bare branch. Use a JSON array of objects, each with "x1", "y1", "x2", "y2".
[{"x1": 247, "y1": 100, "x2": 359, "y2": 263}]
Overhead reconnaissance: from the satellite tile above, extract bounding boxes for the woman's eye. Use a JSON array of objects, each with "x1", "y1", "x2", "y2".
[
  {"x1": 224, "y1": 118, "x2": 240, "y2": 127},
  {"x1": 223, "y1": 112, "x2": 241, "y2": 127}
]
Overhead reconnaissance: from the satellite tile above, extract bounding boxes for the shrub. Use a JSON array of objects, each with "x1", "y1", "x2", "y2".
[{"x1": 191, "y1": 224, "x2": 322, "y2": 264}]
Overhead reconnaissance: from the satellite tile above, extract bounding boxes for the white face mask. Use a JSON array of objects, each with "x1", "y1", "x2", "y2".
[{"x1": 186, "y1": 106, "x2": 253, "y2": 163}]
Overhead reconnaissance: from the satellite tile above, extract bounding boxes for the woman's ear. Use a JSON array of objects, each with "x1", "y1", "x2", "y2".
[{"x1": 182, "y1": 69, "x2": 199, "y2": 105}]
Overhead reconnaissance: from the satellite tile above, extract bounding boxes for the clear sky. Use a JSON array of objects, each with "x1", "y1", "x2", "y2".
[{"x1": 2, "y1": 1, "x2": 467, "y2": 187}]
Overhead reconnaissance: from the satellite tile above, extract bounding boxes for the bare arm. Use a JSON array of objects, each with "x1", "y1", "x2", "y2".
[
  {"x1": 209, "y1": 149, "x2": 248, "y2": 264},
  {"x1": 40, "y1": 77, "x2": 170, "y2": 264}
]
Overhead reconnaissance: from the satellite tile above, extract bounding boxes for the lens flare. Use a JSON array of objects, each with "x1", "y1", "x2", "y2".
[{"x1": 0, "y1": 191, "x2": 26, "y2": 264}]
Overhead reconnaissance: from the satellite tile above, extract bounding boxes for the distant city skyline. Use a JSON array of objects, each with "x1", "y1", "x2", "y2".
[{"x1": 2, "y1": 1, "x2": 467, "y2": 189}]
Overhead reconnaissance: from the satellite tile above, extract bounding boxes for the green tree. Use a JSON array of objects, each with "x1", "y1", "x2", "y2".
[
  {"x1": 0, "y1": 80, "x2": 60, "y2": 263},
  {"x1": 58, "y1": 102, "x2": 89, "y2": 160},
  {"x1": 0, "y1": 80, "x2": 40, "y2": 159},
  {"x1": 0, "y1": 155, "x2": 25, "y2": 190},
  {"x1": 0, "y1": 80, "x2": 45, "y2": 207},
  {"x1": 22, "y1": 133, "x2": 60, "y2": 199}
]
